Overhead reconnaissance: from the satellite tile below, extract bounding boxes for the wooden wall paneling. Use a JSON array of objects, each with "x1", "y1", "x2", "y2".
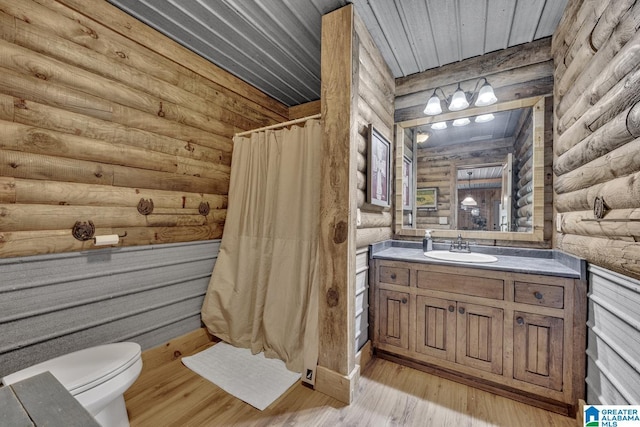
[
  {"x1": 0, "y1": 67, "x2": 225, "y2": 152},
  {"x1": 0, "y1": 225, "x2": 222, "y2": 259},
  {"x1": 4, "y1": 0, "x2": 286, "y2": 124},
  {"x1": 0, "y1": 94, "x2": 14, "y2": 121},
  {"x1": 0, "y1": 0, "x2": 283, "y2": 257},
  {"x1": 0, "y1": 20, "x2": 270, "y2": 132},
  {"x1": 318, "y1": 4, "x2": 358, "y2": 404},
  {"x1": 555, "y1": 0, "x2": 613, "y2": 95},
  {"x1": 557, "y1": 27, "x2": 640, "y2": 120},
  {"x1": 556, "y1": 102, "x2": 640, "y2": 174},
  {"x1": 553, "y1": 0, "x2": 640, "y2": 281},
  {"x1": 1, "y1": 120, "x2": 178, "y2": 174},
  {"x1": 49, "y1": 0, "x2": 288, "y2": 120},
  {"x1": 288, "y1": 100, "x2": 321, "y2": 120},
  {"x1": 0, "y1": 203, "x2": 225, "y2": 232},
  {"x1": 13, "y1": 99, "x2": 231, "y2": 166},
  {"x1": 0, "y1": 40, "x2": 240, "y2": 138},
  {"x1": 11, "y1": 179, "x2": 226, "y2": 210},
  {"x1": 396, "y1": 38, "x2": 552, "y2": 98}
]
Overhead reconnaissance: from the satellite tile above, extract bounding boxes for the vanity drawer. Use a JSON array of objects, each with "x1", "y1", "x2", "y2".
[
  {"x1": 514, "y1": 282, "x2": 564, "y2": 308},
  {"x1": 417, "y1": 270, "x2": 504, "y2": 300},
  {"x1": 379, "y1": 266, "x2": 410, "y2": 286}
]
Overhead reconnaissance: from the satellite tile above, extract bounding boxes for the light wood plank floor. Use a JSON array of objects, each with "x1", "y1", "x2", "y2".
[{"x1": 125, "y1": 342, "x2": 578, "y2": 427}]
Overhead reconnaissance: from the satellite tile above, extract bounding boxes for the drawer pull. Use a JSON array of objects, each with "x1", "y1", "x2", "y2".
[
  {"x1": 401, "y1": 298, "x2": 407, "y2": 304},
  {"x1": 448, "y1": 305, "x2": 455, "y2": 312},
  {"x1": 391, "y1": 273, "x2": 397, "y2": 279},
  {"x1": 458, "y1": 307, "x2": 465, "y2": 315},
  {"x1": 516, "y1": 316, "x2": 524, "y2": 325},
  {"x1": 534, "y1": 291, "x2": 543, "y2": 300}
]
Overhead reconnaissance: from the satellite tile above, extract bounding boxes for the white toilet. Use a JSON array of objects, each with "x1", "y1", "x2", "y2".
[{"x1": 2, "y1": 342, "x2": 142, "y2": 427}]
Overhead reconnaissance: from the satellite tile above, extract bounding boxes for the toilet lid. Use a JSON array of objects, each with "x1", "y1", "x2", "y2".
[{"x1": 1, "y1": 342, "x2": 141, "y2": 395}]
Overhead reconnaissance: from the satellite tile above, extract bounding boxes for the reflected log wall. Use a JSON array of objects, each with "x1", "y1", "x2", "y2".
[{"x1": 0, "y1": 0, "x2": 287, "y2": 258}]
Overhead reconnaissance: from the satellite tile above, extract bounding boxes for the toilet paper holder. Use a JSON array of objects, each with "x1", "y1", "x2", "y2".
[{"x1": 72, "y1": 221, "x2": 127, "y2": 242}]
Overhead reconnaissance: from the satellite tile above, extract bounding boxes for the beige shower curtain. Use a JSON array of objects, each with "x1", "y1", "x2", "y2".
[{"x1": 201, "y1": 119, "x2": 321, "y2": 382}]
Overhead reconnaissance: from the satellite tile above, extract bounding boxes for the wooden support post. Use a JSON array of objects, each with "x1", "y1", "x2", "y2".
[{"x1": 317, "y1": 4, "x2": 358, "y2": 404}]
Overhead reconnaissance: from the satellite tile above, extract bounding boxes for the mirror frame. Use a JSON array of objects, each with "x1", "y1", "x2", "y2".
[{"x1": 394, "y1": 96, "x2": 546, "y2": 242}]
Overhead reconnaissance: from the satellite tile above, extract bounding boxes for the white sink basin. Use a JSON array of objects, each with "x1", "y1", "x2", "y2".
[{"x1": 424, "y1": 250, "x2": 498, "y2": 263}]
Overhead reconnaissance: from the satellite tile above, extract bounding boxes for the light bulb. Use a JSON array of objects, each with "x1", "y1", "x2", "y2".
[
  {"x1": 448, "y1": 86, "x2": 469, "y2": 111},
  {"x1": 424, "y1": 94, "x2": 442, "y2": 115},
  {"x1": 475, "y1": 83, "x2": 497, "y2": 106}
]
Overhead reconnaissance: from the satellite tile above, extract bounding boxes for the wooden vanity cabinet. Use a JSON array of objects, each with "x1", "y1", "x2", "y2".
[{"x1": 372, "y1": 259, "x2": 586, "y2": 416}]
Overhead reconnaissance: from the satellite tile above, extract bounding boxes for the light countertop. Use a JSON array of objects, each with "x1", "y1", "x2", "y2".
[{"x1": 370, "y1": 241, "x2": 586, "y2": 279}]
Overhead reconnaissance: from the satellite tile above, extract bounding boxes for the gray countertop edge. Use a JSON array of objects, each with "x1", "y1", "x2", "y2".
[{"x1": 369, "y1": 240, "x2": 586, "y2": 280}]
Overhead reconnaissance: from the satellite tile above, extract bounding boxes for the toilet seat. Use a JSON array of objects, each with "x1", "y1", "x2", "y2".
[{"x1": 2, "y1": 342, "x2": 141, "y2": 395}]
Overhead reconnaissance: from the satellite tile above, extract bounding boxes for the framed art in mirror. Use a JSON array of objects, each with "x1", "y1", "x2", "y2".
[{"x1": 416, "y1": 187, "x2": 437, "y2": 210}]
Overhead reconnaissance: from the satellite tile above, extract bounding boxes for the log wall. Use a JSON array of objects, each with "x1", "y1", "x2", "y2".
[
  {"x1": 553, "y1": 0, "x2": 640, "y2": 407},
  {"x1": 553, "y1": 0, "x2": 640, "y2": 279},
  {"x1": 354, "y1": 15, "x2": 396, "y2": 249},
  {"x1": 0, "y1": 0, "x2": 288, "y2": 258}
]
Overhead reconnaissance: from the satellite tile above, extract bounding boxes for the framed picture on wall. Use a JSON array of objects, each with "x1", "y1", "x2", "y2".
[
  {"x1": 416, "y1": 187, "x2": 438, "y2": 210},
  {"x1": 402, "y1": 155, "x2": 412, "y2": 210},
  {"x1": 367, "y1": 124, "x2": 391, "y2": 208}
]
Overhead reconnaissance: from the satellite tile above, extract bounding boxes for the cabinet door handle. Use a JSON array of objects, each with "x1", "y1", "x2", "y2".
[
  {"x1": 516, "y1": 316, "x2": 524, "y2": 325},
  {"x1": 448, "y1": 305, "x2": 455, "y2": 312},
  {"x1": 401, "y1": 298, "x2": 407, "y2": 304},
  {"x1": 458, "y1": 307, "x2": 465, "y2": 315},
  {"x1": 534, "y1": 291, "x2": 543, "y2": 300},
  {"x1": 390, "y1": 273, "x2": 397, "y2": 280}
]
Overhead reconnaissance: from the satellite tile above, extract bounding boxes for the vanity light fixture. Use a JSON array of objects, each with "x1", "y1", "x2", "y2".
[
  {"x1": 474, "y1": 113, "x2": 495, "y2": 123},
  {"x1": 461, "y1": 171, "x2": 478, "y2": 207},
  {"x1": 452, "y1": 117, "x2": 471, "y2": 127},
  {"x1": 423, "y1": 77, "x2": 498, "y2": 116},
  {"x1": 431, "y1": 121, "x2": 447, "y2": 130}
]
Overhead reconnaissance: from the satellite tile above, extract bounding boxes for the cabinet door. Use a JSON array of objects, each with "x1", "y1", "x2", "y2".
[
  {"x1": 378, "y1": 289, "x2": 409, "y2": 349},
  {"x1": 416, "y1": 296, "x2": 456, "y2": 362},
  {"x1": 456, "y1": 303, "x2": 503, "y2": 374},
  {"x1": 513, "y1": 312, "x2": 564, "y2": 390}
]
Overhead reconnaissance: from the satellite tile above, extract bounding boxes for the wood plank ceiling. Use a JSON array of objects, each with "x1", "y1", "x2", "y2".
[{"x1": 106, "y1": 0, "x2": 568, "y2": 107}]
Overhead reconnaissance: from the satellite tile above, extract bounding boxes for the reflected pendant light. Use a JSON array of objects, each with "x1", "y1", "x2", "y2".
[
  {"x1": 474, "y1": 113, "x2": 495, "y2": 123},
  {"x1": 461, "y1": 171, "x2": 477, "y2": 206},
  {"x1": 431, "y1": 121, "x2": 447, "y2": 130},
  {"x1": 416, "y1": 131, "x2": 430, "y2": 143},
  {"x1": 453, "y1": 117, "x2": 471, "y2": 127}
]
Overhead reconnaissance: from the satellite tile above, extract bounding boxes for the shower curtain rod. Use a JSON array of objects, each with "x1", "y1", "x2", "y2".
[{"x1": 235, "y1": 113, "x2": 321, "y2": 137}]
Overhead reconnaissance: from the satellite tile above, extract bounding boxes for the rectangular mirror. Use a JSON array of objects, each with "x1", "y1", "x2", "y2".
[{"x1": 395, "y1": 96, "x2": 545, "y2": 242}]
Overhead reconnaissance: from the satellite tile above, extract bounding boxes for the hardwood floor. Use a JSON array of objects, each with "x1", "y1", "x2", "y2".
[{"x1": 125, "y1": 339, "x2": 578, "y2": 427}]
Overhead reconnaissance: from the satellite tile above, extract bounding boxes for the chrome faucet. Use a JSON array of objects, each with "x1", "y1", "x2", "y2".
[{"x1": 450, "y1": 234, "x2": 471, "y2": 253}]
